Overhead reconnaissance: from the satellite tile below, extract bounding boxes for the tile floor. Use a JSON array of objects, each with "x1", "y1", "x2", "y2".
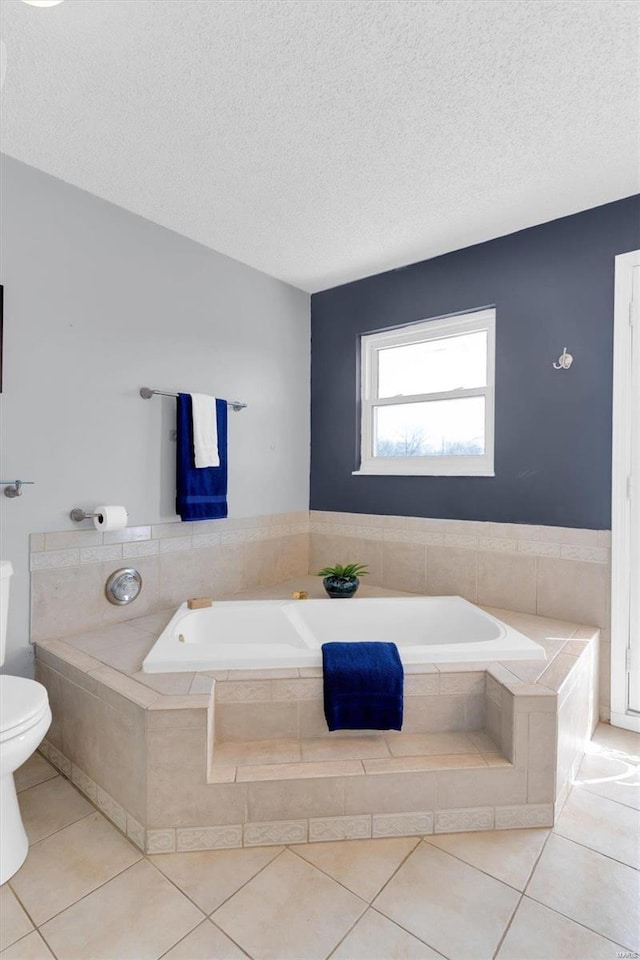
[{"x1": 2, "y1": 723, "x2": 638, "y2": 960}]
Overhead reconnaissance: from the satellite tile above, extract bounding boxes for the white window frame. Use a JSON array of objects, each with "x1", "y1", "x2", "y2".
[
  {"x1": 611, "y1": 249, "x2": 640, "y2": 733},
  {"x1": 354, "y1": 308, "x2": 496, "y2": 477}
]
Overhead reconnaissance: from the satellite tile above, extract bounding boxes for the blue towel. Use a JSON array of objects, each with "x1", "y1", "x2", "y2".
[
  {"x1": 321, "y1": 642, "x2": 404, "y2": 732},
  {"x1": 176, "y1": 393, "x2": 228, "y2": 522}
]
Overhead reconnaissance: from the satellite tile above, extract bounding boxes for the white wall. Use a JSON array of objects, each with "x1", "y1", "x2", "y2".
[{"x1": 0, "y1": 156, "x2": 310, "y2": 676}]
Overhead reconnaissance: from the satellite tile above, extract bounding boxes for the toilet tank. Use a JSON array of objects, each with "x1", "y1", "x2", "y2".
[{"x1": 0, "y1": 561, "x2": 13, "y2": 667}]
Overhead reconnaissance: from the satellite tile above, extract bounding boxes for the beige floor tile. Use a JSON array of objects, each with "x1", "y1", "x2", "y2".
[
  {"x1": 14, "y1": 755, "x2": 57, "y2": 794},
  {"x1": 213, "y1": 739, "x2": 301, "y2": 765},
  {"x1": 331, "y1": 908, "x2": 445, "y2": 959},
  {"x1": 18, "y1": 777, "x2": 94, "y2": 845},
  {"x1": 425, "y1": 828, "x2": 548, "y2": 891},
  {"x1": 554, "y1": 788, "x2": 640, "y2": 868},
  {"x1": 212, "y1": 849, "x2": 366, "y2": 960},
  {"x1": 373, "y1": 841, "x2": 519, "y2": 960},
  {"x1": 161, "y1": 920, "x2": 248, "y2": 959},
  {"x1": 0, "y1": 885, "x2": 33, "y2": 951},
  {"x1": 591, "y1": 723, "x2": 640, "y2": 758},
  {"x1": 0, "y1": 931, "x2": 55, "y2": 959},
  {"x1": 149, "y1": 846, "x2": 282, "y2": 914},
  {"x1": 39, "y1": 860, "x2": 203, "y2": 960},
  {"x1": 385, "y1": 732, "x2": 479, "y2": 758},
  {"x1": 576, "y1": 751, "x2": 640, "y2": 810},
  {"x1": 527, "y1": 834, "x2": 640, "y2": 951},
  {"x1": 291, "y1": 837, "x2": 418, "y2": 902},
  {"x1": 11, "y1": 812, "x2": 142, "y2": 925},
  {"x1": 301, "y1": 737, "x2": 391, "y2": 761},
  {"x1": 496, "y1": 896, "x2": 625, "y2": 960}
]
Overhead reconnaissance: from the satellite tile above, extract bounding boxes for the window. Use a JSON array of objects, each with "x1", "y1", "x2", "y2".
[{"x1": 356, "y1": 308, "x2": 495, "y2": 476}]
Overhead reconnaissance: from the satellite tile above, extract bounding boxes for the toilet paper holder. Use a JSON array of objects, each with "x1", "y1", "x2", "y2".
[{"x1": 70, "y1": 508, "x2": 104, "y2": 522}]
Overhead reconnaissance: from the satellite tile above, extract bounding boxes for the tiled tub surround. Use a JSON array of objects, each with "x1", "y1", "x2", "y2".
[
  {"x1": 29, "y1": 509, "x2": 611, "y2": 717},
  {"x1": 29, "y1": 512, "x2": 310, "y2": 643},
  {"x1": 33, "y1": 580, "x2": 599, "y2": 853},
  {"x1": 310, "y1": 511, "x2": 611, "y2": 719}
]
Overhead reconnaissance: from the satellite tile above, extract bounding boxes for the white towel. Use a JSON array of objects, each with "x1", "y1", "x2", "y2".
[{"x1": 191, "y1": 393, "x2": 220, "y2": 468}]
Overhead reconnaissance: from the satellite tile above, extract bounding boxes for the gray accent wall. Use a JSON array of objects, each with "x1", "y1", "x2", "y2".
[
  {"x1": 310, "y1": 196, "x2": 640, "y2": 529},
  {"x1": 0, "y1": 157, "x2": 310, "y2": 676}
]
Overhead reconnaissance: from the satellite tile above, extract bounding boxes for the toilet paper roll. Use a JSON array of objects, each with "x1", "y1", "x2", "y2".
[{"x1": 93, "y1": 505, "x2": 128, "y2": 532}]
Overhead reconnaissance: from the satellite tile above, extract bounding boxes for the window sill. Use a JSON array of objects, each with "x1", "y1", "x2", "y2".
[{"x1": 352, "y1": 467, "x2": 496, "y2": 478}]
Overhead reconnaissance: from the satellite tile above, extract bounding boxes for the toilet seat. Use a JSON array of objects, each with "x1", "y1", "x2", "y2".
[{"x1": 0, "y1": 676, "x2": 50, "y2": 743}]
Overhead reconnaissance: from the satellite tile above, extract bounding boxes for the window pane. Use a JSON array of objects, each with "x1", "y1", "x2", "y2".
[
  {"x1": 377, "y1": 330, "x2": 487, "y2": 398},
  {"x1": 374, "y1": 397, "x2": 485, "y2": 457}
]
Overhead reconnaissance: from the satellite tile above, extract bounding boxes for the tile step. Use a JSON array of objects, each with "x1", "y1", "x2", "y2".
[{"x1": 209, "y1": 730, "x2": 508, "y2": 783}]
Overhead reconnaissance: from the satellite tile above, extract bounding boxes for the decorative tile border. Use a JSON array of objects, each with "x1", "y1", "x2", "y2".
[
  {"x1": 310, "y1": 512, "x2": 610, "y2": 563},
  {"x1": 434, "y1": 806, "x2": 494, "y2": 833},
  {"x1": 71, "y1": 764, "x2": 97, "y2": 802},
  {"x1": 126, "y1": 815, "x2": 146, "y2": 850},
  {"x1": 31, "y1": 511, "x2": 608, "y2": 576},
  {"x1": 372, "y1": 812, "x2": 434, "y2": 837},
  {"x1": 146, "y1": 829, "x2": 177, "y2": 853},
  {"x1": 494, "y1": 803, "x2": 554, "y2": 829},
  {"x1": 44, "y1": 741, "x2": 72, "y2": 778},
  {"x1": 40, "y1": 740, "x2": 558, "y2": 852},
  {"x1": 30, "y1": 512, "x2": 310, "y2": 570},
  {"x1": 176, "y1": 825, "x2": 243, "y2": 851},
  {"x1": 95, "y1": 786, "x2": 127, "y2": 832},
  {"x1": 244, "y1": 820, "x2": 307, "y2": 846},
  {"x1": 308, "y1": 815, "x2": 372, "y2": 841}
]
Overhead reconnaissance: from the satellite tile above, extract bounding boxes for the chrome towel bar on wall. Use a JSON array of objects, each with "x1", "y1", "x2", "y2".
[{"x1": 139, "y1": 387, "x2": 247, "y2": 411}]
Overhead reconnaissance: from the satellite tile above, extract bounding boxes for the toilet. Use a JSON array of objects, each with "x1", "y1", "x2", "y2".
[{"x1": 0, "y1": 561, "x2": 51, "y2": 884}]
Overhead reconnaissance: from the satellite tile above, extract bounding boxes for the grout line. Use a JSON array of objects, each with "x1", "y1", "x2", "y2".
[
  {"x1": 3, "y1": 930, "x2": 57, "y2": 960},
  {"x1": 364, "y1": 842, "x2": 458, "y2": 959},
  {"x1": 420, "y1": 835, "x2": 541, "y2": 896},
  {"x1": 155, "y1": 919, "x2": 212, "y2": 960},
  {"x1": 490, "y1": 819, "x2": 554, "y2": 960},
  {"x1": 519, "y1": 820, "x2": 638, "y2": 952},
  {"x1": 517, "y1": 893, "x2": 630, "y2": 954},
  {"x1": 323, "y1": 903, "x2": 369, "y2": 960},
  {"x1": 576, "y1": 780, "x2": 640, "y2": 813},
  {"x1": 12, "y1": 810, "x2": 97, "y2": 856},
  {"x1": 207, "y1": 915, "x2": 257, "y2": 959},
  {"x1": 490, "y1": 891, "x2": 523, "y2": 960},
  {"x1": 15, "y1": 857, "x2": 146, "y2": 936},
  {"x1": 544, "y1": 823, "x2": 639, "y2": 872},
  {"x1": 150, "y1": 844, "x2": 283, "y2": 918},
  {"x1": 285, "y1": 837, "x2": 430, "y2": 919},
  {"x1": 5, "y1": 884, "x2": 42, "y2": 936}
]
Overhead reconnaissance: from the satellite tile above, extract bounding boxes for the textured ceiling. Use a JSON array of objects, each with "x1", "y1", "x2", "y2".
[{"x1": 1, "y1": 0, "x2": 638, "y2": 291}]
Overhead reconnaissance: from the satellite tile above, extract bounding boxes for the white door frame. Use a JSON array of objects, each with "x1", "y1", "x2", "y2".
[{"x1": 611, "y1": 249, "x2": 640, "y2": 732}]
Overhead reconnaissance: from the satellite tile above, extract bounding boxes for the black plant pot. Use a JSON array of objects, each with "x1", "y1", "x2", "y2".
[{"x1": 322, "y1": 575, "x2": 360, "y2": 599}]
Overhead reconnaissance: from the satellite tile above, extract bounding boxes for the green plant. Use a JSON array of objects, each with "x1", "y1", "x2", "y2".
[{"x1": 316, "y1": 563, "x2": 369, "y2": 579}]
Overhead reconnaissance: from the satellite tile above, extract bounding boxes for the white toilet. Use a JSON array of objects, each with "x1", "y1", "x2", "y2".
[{"x1": 0, "y1": 561, "x2": 51, "y2": 884}]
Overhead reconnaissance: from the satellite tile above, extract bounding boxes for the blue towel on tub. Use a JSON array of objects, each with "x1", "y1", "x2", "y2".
[
  {"x1": 176, "y1": 393, "x2": 228, "y2": 521},
  {"x1": 321, "y1": 642, "x2": 404, "y2": 731}
]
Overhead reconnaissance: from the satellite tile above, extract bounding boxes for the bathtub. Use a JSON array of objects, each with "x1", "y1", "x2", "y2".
[{"x1": 142, "y1": 596, "x2": 545, "y2": 673}]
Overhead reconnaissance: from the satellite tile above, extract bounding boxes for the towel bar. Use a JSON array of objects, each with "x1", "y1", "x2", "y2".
[{"x1": 140, "y1": 387, "x2": 247, "y2": 411}]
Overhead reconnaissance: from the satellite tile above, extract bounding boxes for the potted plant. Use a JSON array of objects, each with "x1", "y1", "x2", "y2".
[{"x1": 317, "y1": 563, "x2": 369, "y2": 599}]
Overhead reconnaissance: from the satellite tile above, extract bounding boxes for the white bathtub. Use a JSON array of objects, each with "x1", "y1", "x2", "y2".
[{"x1": 142, "y1": 596, "x2": 545, "y2": 673}]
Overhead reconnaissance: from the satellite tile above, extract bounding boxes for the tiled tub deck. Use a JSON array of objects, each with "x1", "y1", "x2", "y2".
[{"x1": 34, "y1": 580, "x2": 599, "y2": 854}]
